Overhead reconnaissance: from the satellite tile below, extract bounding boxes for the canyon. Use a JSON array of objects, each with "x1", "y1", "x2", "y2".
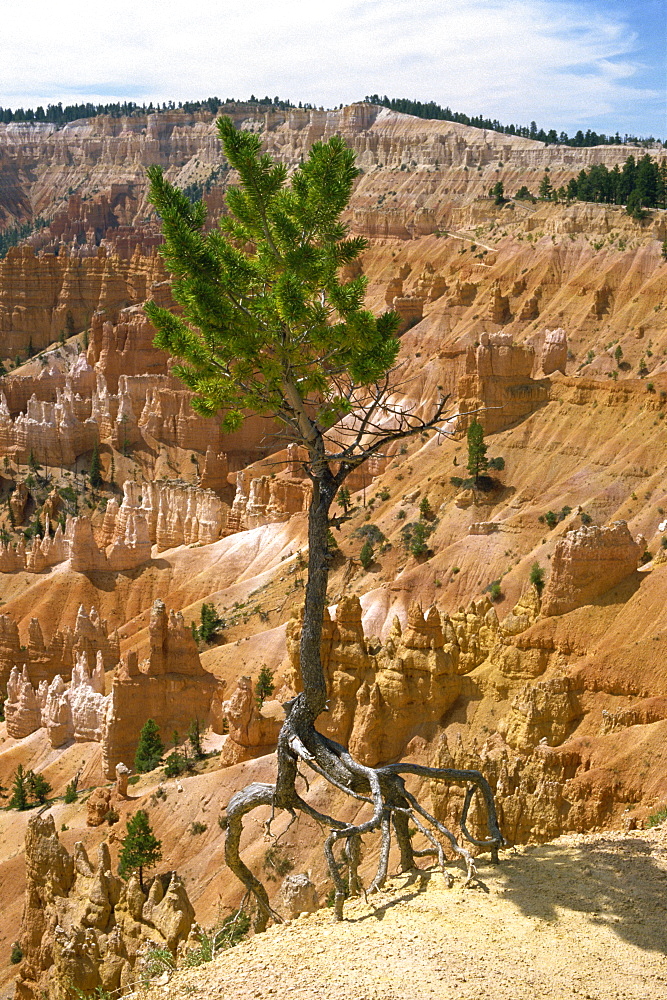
[{"x1": 0, "y1": 102, "x2": 666, "y2": 998}]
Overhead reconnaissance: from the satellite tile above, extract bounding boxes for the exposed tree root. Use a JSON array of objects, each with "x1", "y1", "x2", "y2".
[{"x1": 224, "y1": 694, "x2": 504, "y2": 927}]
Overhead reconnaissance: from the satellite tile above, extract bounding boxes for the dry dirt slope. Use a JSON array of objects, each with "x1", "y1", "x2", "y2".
[{"x1": 139, "y1": 827, "x2": 667, "y2": 1000}]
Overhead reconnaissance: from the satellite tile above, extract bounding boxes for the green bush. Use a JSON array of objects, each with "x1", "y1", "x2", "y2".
[
  {"x1": 164, "y1": 752, "x2": 187, "y2": 778},
  {"x1": 529, "y1": 562, "x2": 545, "y2": 596},
  {"x1": 647, "y1": 805, "x2": 667, "y2": 828},
  {"x1": 354, "y1": 523, "x2": 386, "y2": 546},
  {"x1": 544, "y1": 510, "x2": 558, "y2": 529},
  {"x1": 401, "y1": 520, "x2": 434, "y2": 558},
  {"x1": 190, "y1": 821, "x2": 207, "y2": 835},
  {"x1": 487, "y1": 580, "x2": 503, "y2": 602},
  {"x1": 10, "y1": 942, "x2": 22, "y2": 964}
]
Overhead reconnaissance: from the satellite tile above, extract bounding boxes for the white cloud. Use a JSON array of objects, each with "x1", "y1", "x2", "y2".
[{"x1": 0, "y1": 0, "x2": 661, "y2": 134}]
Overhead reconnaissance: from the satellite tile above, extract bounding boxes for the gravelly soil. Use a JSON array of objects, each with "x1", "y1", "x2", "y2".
[{"x1": 136, "y1": 826, "x2": 667, "y2": 1000}]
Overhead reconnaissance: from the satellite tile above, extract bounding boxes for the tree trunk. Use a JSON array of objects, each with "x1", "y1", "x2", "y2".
[{"x1": 297, "y1": 466, "x2": 338, "y2": 718}]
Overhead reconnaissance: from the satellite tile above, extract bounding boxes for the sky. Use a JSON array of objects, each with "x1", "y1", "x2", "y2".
[{"x1": 1, "y1": 0, "x2": 665, "y2": 137}]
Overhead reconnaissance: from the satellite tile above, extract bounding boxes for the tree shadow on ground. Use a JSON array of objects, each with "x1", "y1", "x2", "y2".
[{"x1": 485, "y1": 834, "x2": 667, "y2": 955}]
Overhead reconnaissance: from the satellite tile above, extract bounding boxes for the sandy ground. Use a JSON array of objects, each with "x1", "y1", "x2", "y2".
[{"x1": 137, "y1": 826, "x2": 667, "y2": 1000}]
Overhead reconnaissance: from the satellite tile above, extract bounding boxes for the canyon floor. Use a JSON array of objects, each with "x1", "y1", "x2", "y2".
[{"x1": 138, "y1": 824, "x2": 667, "y2": 1000}]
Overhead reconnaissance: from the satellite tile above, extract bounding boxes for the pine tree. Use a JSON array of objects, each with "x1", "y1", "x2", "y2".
[
  {"x1": 337, "y1": 486, "x2": 351, "y2": 513},
  {"x1": 359, "y1": 539, "x2": 374, "y2": 570},
  {"x1": 539, "y1": 171, "x2": 553, "y2": 200},
  {"x1": 466, "y1": 419, "x2": 488, "y2": 485},
  {"x1": 198, "y1": 602, "x2": 223, "y2": 643},
  {"x1": 118, "y1": 810, "x2": 162, "y2": 889},
  {"x1": 89, "y1": 442, "x2": 103, "y2": 489},
  {"x1": 188, "y1": 718, "x2": 205, "y2": 759},
  {"x1": 134, "y1": 719, "x2": 164, "y2": 773},
  {"x1": 144, "y1": 113, "x2": 503, "y2": 924},
  {"x1": 26, "y1": 770, "x2": 52, "y2": 805},
  {"x1": 254, "y1": 666, "x2": 275, "y2": 708},
  {"x1": 9, "y1": 764, "x2": 29, "y2": 810}
]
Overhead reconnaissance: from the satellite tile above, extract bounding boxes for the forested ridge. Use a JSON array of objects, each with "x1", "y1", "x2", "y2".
[
  {"x1": 365, "y1": 94, "x2": 662, "y2": 148},
  {"x1": 0, "y1": 93, "x2": 662, "y2": 149}
]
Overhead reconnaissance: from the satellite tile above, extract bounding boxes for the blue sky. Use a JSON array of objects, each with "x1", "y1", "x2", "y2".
[{"x1": 0, "y1": 0, "x2": 665, "y2": 137}]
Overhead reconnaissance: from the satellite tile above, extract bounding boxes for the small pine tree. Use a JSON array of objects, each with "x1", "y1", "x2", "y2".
[
  {"x1": 27, "y1": 770, "x2": 52, "y2": 805},
  {"x1": 539, "y1": 171, "x2": 553, "y2": 200},
  {"x1": 359, "y1": 539, "x2": 374, "y2": 570},
  {"x1": 337, "y1": 485, "x2": 351, "y2": 513},
  {"x1": 9, "y1": 764, "x2": 29, "y2": 810},
  {"x1": 255, "y1": 666, "x2": 275, "y2": 708},
  {"x1": 109, "y1": 454, "x2": 116, "y2": 486},
  {"x1": 89, "y1": 442, "x2": 103, "y2": 488},
  {"x1": 529, "y1": 562, "x2": 545, "y2": 596},
  {"x1": 419, "y1": 496, "x2": 434, "y2": 520},
  {"x1": 662, "y1": 239, "x2": 667, "y2": 262},
  {"x1": 466, "y1": 420, "x2": 488, "y2": 485},
  {"x1": 27, "y1": 449, "x2": 40, "y2": 472},
  {"x1": 134, "y1": 719, "x2": 164, "y2": 773},
  {"x1": 490, "y1": 180, "x2": 505, "y2": 205},
  {"x1": 198, "y1": 602, "x2": 223, "y2": 643},
  {"x1": 188, "y1": 718, "x2": 205, "y2": 760},
  {"x1": 64, "y1": 779, "x2": 78, "y2": 804},
  {"x1": 118, "y1": 809, "x2": 162, "y2": 889}
]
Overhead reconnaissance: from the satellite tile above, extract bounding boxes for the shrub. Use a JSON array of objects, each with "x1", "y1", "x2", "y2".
[
  {"x1": 396, "y1": 508, "x2": 407, "y2": 520},
  {"x1": 10, "y1": 942, "x2": 22, "y2": 964},
  {"x1": 143, "y1": 946, "x2": 175, "y2": 982},
  {"x1": 544, "y1": 510, "x2": 558, "y2": 529},
  {"x1": 184, "y1": 910, "x2": 251, "y2": 965},
  {"x1": 580, "y1": 512, "x2": 593, "y2": 526},
  {"x1": 377, "y1": 487, "x2": 390, "y2": 501},
  {"x1": 105, "y1": 807, "x2": 120, "y2": 826},
  {"x1": 647, "y1": 805, "x2": 667, "y2": 828},
  {"x1": 529, "y1": 562, "x2": 545, "y2": 596},
  {"x1": 354, "y1": 523, "x2": 386, "y2": 546},
  {"x1": 487, "y1": 580, "x2": 503, "y2": 602},
  {"x1": 401, "y1": 520, "x2": 434, "y2": 558},
  {"x1": 190, "y1": 821, "x2": 208, "y2": 835}
]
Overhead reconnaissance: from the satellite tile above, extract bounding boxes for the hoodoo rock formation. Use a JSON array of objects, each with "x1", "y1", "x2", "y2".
[
  {"x1": 219, "y1": 676, "x2": 285, "y2": 765},
  {"x1": 1, "y1": 102, "x2": 667, "y2": 990},
  {"x1": 0, "y1": 605, "x2": 118, "y2": 694},
  {"x1": 102, "y1": 599, "x2": 224, "y2": 778},
  {"x1": 541, "y1": 521, "x2": 644, "y2": 617},
  {"x1": 285, "y1": 596, "x2": 500, "y2": 765},
  {"x1": 14, "y1": 814, "x2": 195, "y2": 1000},
  {"x1": 456, "y1": 333, "x2": 550, "y2": 435}
]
